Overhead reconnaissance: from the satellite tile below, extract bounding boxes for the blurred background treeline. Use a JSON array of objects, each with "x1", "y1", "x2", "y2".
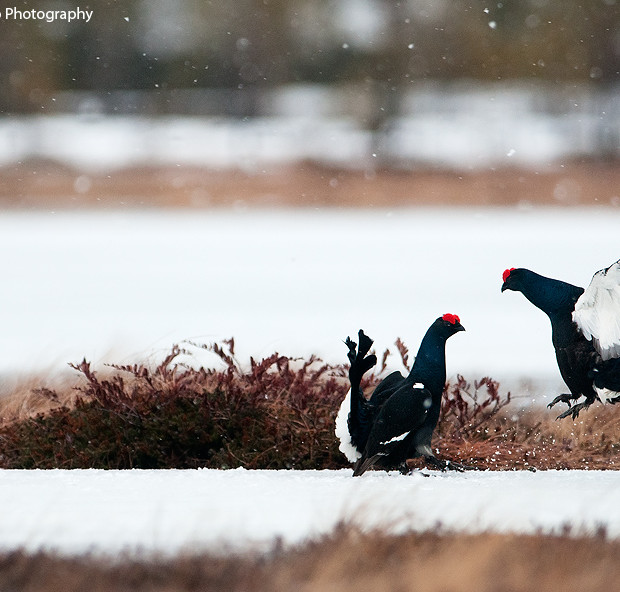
[
  {"x1": 0, "y1": 0, "x2": 618, "y2": 186},
  {"x1": 2, "y1": 0, "x2": 618, "y2": 112}
]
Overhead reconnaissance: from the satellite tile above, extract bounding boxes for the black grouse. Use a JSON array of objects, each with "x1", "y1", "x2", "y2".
[
  {"x1": 501, "y1": 260, "x2": 620, "y2": 419},
  {"x1": 336, "y1": 314, "x2": 465, "y2": 476}
]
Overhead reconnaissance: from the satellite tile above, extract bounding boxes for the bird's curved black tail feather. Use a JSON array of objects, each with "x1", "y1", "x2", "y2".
[{"x1": 345, "y1": 330, "x2": 377, "y2": 453}]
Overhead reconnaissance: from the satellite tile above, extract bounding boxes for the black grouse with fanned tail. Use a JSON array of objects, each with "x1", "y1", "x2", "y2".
[
  {"x1": 335, "y1": 330, "x2": 407, "y2": 463},
  {"x1": 350, "y1": 314, "x2": 466, "y2": 476},
  {"x1": 341, "y1": 330, "x2": 378, "y2": 456},
  {"x1": 501, "y1": 260, "x2": 620, "y2": 419}
]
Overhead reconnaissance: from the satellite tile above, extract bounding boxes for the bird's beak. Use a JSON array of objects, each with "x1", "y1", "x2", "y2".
[
  {"x1": 456, "y1": 323, "x2": 465, "y2": 332},
  {"x1": 501, "y1": 282, "x2": 508, "y2": 293}
]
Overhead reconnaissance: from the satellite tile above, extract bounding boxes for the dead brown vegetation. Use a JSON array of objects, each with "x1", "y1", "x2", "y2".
[
  {"x1": 0, "y1": 374, "x2": 77, "y2": 427},
  {"x1": 0, "y1": 339, "x2": 619, "y2": 471},
  {"x1": 431, "y1": 403, "x2": 620, "y2": 471},
  {"x1": 1, "y1": 160, "x2": 620, "y2": 209},
  {"x1": 1, "y1": 528, "x2": 619, "y2": 592}
]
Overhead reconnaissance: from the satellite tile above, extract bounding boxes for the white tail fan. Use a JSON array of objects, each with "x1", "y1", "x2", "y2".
[{"x1": 573, "y1": 259, "x2": 620, "y2": 361}]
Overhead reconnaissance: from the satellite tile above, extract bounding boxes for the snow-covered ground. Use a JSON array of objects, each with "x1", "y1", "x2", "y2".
[
  {"x1": 0, "y1": 468, "x2": 617, "y2": 557},
  {"x1": 0, "y1": 207, "x2": 619, "y2": 399}
]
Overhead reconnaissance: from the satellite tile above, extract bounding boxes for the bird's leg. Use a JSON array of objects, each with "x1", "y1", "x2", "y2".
[
  {"x1": 547, "y1": 393, "x2": 579, "y2": 409},
  {"x1": 555, "y1": 399, "x2": 594, "y2": 421},
  {"x1": 398, "y1": 461, "x2": 411, "y2": 474},
  {"x1": 412, "y1": 443, "x2": 475, "y2": 472},
  {"x1": 446, "y1": 459, "x2": 477, "y2": 471},
  {"x1": 422, "y1": 455, "x2": 472, "y2": 472},
  {"x1": 399, "y1": 462, "x2": 431, "y2": 477},
  {"x1": 398, "y1": 461, "x2": 432, "y2": 476}
]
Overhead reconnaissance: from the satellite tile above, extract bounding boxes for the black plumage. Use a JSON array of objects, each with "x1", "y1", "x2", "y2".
[
  {"x1": 342, "y1": 330, "x2": 379, "y2": 454},
  {"x1": 349, "y1": 314, "x2": 465, "y2": 476},
  {"x1": 502, "y1": 260, "x2": 620, "y2": 419},
  {"x1": 335, "y1": 331, "x2": 406, "y2": 463},
  {"x1": 591, "y1": 357, "x2": 620, "y2": 392}
]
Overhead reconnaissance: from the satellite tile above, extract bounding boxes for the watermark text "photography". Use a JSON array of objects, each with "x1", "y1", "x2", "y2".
[{"x1": 1, "y1": 7, "x2": 93, "y2": 23}]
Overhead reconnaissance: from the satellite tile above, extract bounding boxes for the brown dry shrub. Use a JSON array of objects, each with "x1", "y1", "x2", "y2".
[
  {"x1": 431, "y1": 392, "x2": 620, "y2": 471},
  {"x1": 0, "y1": 336, "x2": 618, "y2": 471},
  {"x1": 0, "y1": 340, "x2": 350, "y2": 470}
]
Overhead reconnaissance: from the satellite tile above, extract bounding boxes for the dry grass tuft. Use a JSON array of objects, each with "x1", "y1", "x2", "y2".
[
  {"x1": 0, "y1": 374, "x2": 77, "y2": 426},
  {"x1": 272, "y1": 527, "x2": 620, "y2": 592},
  {"x1": 1, "y1": 528, "x2": 619, "y2": 592},
  {"x1": 431, "y1": 404, "x2": 620, "y2": 471}
]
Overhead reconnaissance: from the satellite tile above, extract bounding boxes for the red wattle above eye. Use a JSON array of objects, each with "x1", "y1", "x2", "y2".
[
  {"x1": 442, "y1": 313, "x2": 460, "y2": 324},
  {"x1": 503, "y1": 268, "x2": 515, "y2": 282}
]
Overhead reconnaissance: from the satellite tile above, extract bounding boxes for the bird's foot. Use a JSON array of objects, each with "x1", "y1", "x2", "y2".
[
  {"x1": 398, "y1": 461, "x2": 411, "y2": 475},
  {"x1": 397, "y1": 461, "x2": 431, "y2": 476},
  {"x1": 547, "y1": 393, "x2": 577, "y2": 409},
  {"x1": 444, "y1": 459, "x2": 478, "y2": 472},
  {"x1": 555, "y1": 400, "x2": 592, "y2": 421},
  {"x1": 423, "y1": 456, "x2": 474, "y2": 472}
]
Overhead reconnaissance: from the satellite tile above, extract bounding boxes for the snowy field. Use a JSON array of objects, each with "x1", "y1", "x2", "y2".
[
  {"x1": 1, "y1": 207, "x2": 619, "y2": 558},
  {"x1": 0, "y1": 468, "x2": 618, "y2": 557},
  {"x1": 0, "y1": 207, "x2": 619, "y2": 399}
]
